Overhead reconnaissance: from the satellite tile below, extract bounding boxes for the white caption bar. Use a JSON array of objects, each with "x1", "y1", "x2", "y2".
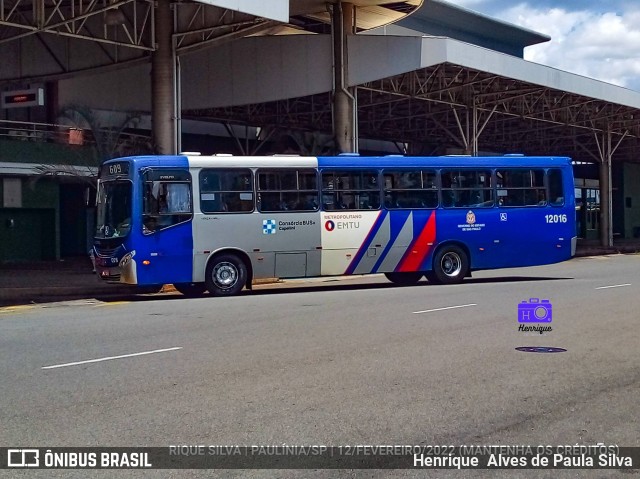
[
  {"x1": 42, "y1": 347, "x2": 183, "y2": 370},
  {"x1": 412, "y1": 304, "x2": 477, "y2": 314}
]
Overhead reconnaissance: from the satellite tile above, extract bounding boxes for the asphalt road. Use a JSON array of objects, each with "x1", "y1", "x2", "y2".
[{"x1": 1, "y1": 254, "x2": 639, "y2": 478}]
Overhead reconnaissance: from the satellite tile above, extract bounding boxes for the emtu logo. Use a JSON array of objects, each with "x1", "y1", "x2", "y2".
[
  {"x1": 7, "y1": 449, "x2": 39, "y2": 467},
  {"x1": 325, "y1": 220, "x2": 335, "y2": 231}
]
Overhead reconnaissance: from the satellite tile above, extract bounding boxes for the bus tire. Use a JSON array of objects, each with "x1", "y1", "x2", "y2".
[
  {"x1": 174, "y1": 282, "x2": 206, "y2": 297},
  {"x1": 384, "y1": 272, "x2": 423, "y2": 285},
  {"x1": 205, "y1": 254, "x2": 247, "y2": 296},
  {"x1": 431, "y1": 245, "x2": 469, "y2": 284}
]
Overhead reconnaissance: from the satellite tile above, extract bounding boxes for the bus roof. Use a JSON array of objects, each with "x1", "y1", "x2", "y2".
[
  {"x1": 104, "y1": 154, "x2": 572, "y2": 169},
  {"x1": 316, "y1": 155, "x2": 572, "y2": 169}
]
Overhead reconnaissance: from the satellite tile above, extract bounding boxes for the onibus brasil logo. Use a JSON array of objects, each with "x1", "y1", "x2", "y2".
[{"x1": 517, "y1": 298, "x2": 552, "y2": 334}]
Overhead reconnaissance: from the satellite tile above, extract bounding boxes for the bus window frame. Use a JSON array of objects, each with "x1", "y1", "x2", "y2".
[
  {"x1": 547, "y1": 168, "x2": 565, "y2": 207},
  {"x1": 141, "y1": 168, "x2": 194, "y2": 235},
  {"x1": 439, "y1": 168, "x2": 495, "y2": 209},
  {"x1": 382, "y1": 168, "x2": 439, "y2": 210},
  {"x1": 199, "y1": 168, "x2": 255, "y2": 214},
  {"x1": 495, "y1": 168, "x2": 547, "y2": 208},
  {"x1": 321, "y1": 169, "x2": 382, "y2": 211},
  {"x1": 256, "y1": 168, "x2": 320, "y2": 213}
]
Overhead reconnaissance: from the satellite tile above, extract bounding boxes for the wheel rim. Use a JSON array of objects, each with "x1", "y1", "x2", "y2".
[
  {"x1": 213, "y1": 262, "x2": 238, "y2": 289},
  {"x1": 441, "y1": 251, "x2": 462, "y2": 277}
]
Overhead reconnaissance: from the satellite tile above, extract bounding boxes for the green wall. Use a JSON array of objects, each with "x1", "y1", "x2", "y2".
[
  {"x1": 0, "y1": 178, "x2": 60, "y2": 261},
  {"x1": 0, "y1": 138, "x2": 99, "y2": 262},
  {"x1": 0, "y1": 208, "x2": 56, "y2": 261},
  {"x1": 0, "y1": 138, "x2": 96, "y2": 166},
  {"x1": 623, "y1": 163, "x2": 640, "y2": 238}
]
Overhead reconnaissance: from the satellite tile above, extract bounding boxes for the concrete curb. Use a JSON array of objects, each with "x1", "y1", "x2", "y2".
[
  {"x1": 574, "y1": 248, "x2": 640, "y2": 257},
  {"x1": 0, "y1": 280, "x2": 283, "y2": 303},
  {"x1": 0, "y1": 286, "x2": 139, "y2": 299}
]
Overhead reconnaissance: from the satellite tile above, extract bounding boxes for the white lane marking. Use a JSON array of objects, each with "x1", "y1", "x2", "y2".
[
  {"x1": 412, "y1": 303, "x2": 477, "y2": 314},
  {"x1": 595, "y1": 283, "x2": 631, "y2": 290},
  {"x1": 42, "y1": 347, "x2": 182, "y2": 370}
]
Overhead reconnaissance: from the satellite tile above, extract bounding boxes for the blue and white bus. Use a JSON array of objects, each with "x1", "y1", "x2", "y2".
[{"x1": 93, "y1": 154, "x2": 576, "y2": 296}]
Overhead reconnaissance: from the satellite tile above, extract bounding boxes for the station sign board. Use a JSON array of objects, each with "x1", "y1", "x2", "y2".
[{"x1": 1, "y1": 88, "x2": 45, "y2": 109}]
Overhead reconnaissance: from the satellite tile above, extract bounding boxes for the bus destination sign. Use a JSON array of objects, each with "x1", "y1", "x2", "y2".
[{"x1": 101, "y1": 162, "x2": 130, "y2": 179}]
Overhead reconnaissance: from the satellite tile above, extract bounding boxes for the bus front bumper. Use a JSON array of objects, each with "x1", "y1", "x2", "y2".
[
  {"x1": 95, "y1": 251, "x2": 138, "y2": 284},
  {"x1": 97, "y1": 265, "x2": 122, "y2": 283}
]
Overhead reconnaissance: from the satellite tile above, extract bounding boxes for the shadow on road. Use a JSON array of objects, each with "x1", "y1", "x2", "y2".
[{"x1": 98, "y1": 275, "x2": 573, "y2": 304}]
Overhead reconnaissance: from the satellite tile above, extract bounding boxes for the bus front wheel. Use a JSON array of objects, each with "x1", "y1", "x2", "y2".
[
  {"x1": 174, "y1": 282, "x2": 206, "y2": 297},
  {"x1": 205, "y1": 254, "x2": 247, "y2": 296},
  {"x1": 429, "y1": 245, "x2": 469, "y2": 285},
  {"x1": 384, "y1": 272, "x2": 423, "y2": 285}
]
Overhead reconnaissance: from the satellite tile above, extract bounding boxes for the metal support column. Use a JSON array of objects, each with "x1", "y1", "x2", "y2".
[
  {"x1": 598, "y1": 147, "x2": 612, "y2": 247},
  {"x1": 331, "y1": 1, "x2": 357, "y2": 153},
  {"x1": 152, "y1": 0, "x2": 175, "y2": 154},
  {"x1": 471, "y1": 103, "x2": 478, "y2": 155},
  {"x1": 595, "y1": 129, "x2": 627, "y2": 246}
]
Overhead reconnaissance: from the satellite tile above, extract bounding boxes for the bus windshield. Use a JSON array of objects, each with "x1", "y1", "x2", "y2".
[{"x1": 95, "y1": 180, "x2": 132, "y2": 239}]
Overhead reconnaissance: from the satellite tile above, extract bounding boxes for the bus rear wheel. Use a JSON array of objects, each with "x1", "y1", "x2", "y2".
[
  {"x1": 205, "y1": 254, "x2": 247, "y2": 296},
  {"x1": 430, "y1": 245, "x2": 469, "y2": 285},
  {"x1": 384, "y1": 272, "x2": 423, "y2": 285},
  {"x1": 174, "y1": 282, "x2": 206, "y2": 297}
]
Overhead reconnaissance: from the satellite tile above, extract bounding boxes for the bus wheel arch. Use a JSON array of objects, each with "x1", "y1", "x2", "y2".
[
  {"x1": 427, "y1": 242, "x2": 470, "y2": 285},
  {"x1": 205, "y1": 250, "x2": 251, "y2": 296}
]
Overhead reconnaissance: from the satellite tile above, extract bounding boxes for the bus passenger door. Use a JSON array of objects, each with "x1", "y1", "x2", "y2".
[
  {"x1": 142, "y1": 221, "x2": 194, "y2": 285},
  {"x1": 138, "y1": 173, "x2": 194, "y2": 285}
]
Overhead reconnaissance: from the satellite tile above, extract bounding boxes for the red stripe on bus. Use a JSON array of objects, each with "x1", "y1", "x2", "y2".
[{"x1": 397, "y1": 211, "x2": 436, "y2": 272}]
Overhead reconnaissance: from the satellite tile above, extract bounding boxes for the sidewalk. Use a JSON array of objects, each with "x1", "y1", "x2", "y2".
[
  {"x1": 574, "y1": 238, "x2": 640, "y2": 257},
  {"x1": 0, "y1": 256, "x2": 142, "y2": 306},
  {"x1": 1, "y1": 240, "x2": 638, "y2": 307}
]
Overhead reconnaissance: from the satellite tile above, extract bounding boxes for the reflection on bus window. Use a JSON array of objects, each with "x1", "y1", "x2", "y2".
[
  {"x1": 142, "y1": 170, "x2": 193, "y2": 234},
  {"x1": 496, "y1": 169, "x2": 546, "y2": 207},
  {"x1": 548, "y1": 169, "x2": 564, "y2": 206},
  {"x1": 383, "y1": 169, "x2": 438, "y2": 209},
  {"x1": 200, "y1": 168, "x2": 253, "y2": 213},
  {"x1": 258, "y1": 169, "x2": 319, "y2": 212},
  {"x1": 321, "y1": 170, "x2": 380, "y2": 210},
  {"x1": 441, "y1": 169, "x2": 493, "y2": 208},
  {"x1": 95, "y1": 181, "x2": 132, "y2": 238}
]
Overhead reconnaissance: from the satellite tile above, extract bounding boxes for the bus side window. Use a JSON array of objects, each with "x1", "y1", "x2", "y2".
[
  {"x1": 142, "y1": 170, "x2": 192, "y2": 233},
  {"x1": 548, "y1": 169, "x2": 564, "y2": 206},
  {"x1": 200, "y1": 168, "x2": 254, "y2": 213},
  {"x1": 442, "y1": 190, "x2": 455, "y2": 208},
  {"x1": 166, "y1": 183, "x2": 191, "y2": 213},
  {"x1": 321, "y1": 170, "x2": 379, "y2": 211},
  {"x1": 257, "y1": 168, "x2": 318, "y2": 213}
]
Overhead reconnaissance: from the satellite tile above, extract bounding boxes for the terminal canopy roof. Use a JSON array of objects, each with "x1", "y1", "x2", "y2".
[
  {"x1": 183, "y1": 34, "x2": 640, "y2": 164},
  {"x1": 0, "y1": 0, "x2": 422, "y2": 80}
]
